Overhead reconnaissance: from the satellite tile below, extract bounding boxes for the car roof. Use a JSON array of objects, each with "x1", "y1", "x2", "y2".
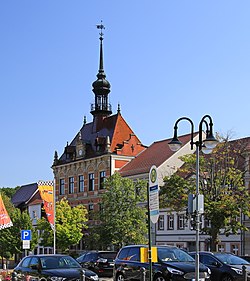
[
  {"x1": 23, "y1": 254, "x2": 71, "y2": 258},
  {"x1": 120, "y1": 245, "x2": 179, "y2": 249}
]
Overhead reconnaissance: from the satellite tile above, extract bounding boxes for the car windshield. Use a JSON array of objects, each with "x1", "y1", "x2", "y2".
[
  {"x1": 158, "y1": 247, "x2": 194, "y2": 262},
  {"x1": 99, "y1": 252, "x2": 116, "y2": 262},
  {"x1": 214, "y1": 253, "x2": 249, "y2": 265},
  {"x1": 41, "y1": 256, "x2": 81, "y2": 269}
]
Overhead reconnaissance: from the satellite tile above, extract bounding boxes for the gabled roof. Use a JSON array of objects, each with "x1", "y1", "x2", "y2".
[
  {"x1": 11, "y1": 183, "x2": 38, "y2": 208},
  {"x1": 119, "y1": 132, "x2": 196, "y2": 177},
  {"x1": 57, "y1": 113, "x2": 146, "y2": 164}
]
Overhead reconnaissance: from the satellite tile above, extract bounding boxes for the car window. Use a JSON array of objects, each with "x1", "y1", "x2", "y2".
[
  {"x1": 201, "y1": 255, "x2": 217, "y2": 266},
  {"x1": 99, "y1": 252, "x2": 116, "y2": 261},
  {"x1": 117, "y1": 248, "x2": 130, "y2": 260},
  {"x1": 21, "y1": 257, "x2": 32, "y2": 268},
  {"x1": 41, "y1": 256, "x2": 81, "y2": 269},
  {"x1": 59, "y1": 256, "x2": 81, "y2": 268},
  {"x1": 77, "y1": 254, "x2": 86, "y2": 262},
  {"x1": 84, "y1": 253, "x2": 95, "y2": 261},
  {"x1": 214, "y1": 253, "x2": 248, "y2": 265},
  {"x1": 127, "y1": 247, "x2": 140, "y2": 261},
  {"x1": 30, "y1": 257, "x2": 40, "y2": 268},
  {"x1": 158, "y1": 247, "x2": 194, "y2": 262}
]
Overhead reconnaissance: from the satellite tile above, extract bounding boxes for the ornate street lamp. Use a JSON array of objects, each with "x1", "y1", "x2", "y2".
[{"x1": 168, "y1": 114, "x2": 218, "y2": 281}]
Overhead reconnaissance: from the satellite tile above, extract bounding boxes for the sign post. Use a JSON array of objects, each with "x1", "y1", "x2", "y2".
[{"x1": 147, "y1": 165, "x2": 159, "y2": 281}]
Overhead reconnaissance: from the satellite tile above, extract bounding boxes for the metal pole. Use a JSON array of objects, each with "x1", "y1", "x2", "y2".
[
  {"x1": 147, "y1": 183, "x2": 152, "y2": 281},
  {"x1": 53, "y1": 179, "x2": 56, "y2": 254},
  {"x1": 195, "y1": 144, "x2": 200, "y2": 281}
]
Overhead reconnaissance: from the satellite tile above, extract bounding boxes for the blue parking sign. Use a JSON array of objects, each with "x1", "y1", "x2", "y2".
[{"x1": 21, "y1": 230, "x2": 31, "y2": 240}]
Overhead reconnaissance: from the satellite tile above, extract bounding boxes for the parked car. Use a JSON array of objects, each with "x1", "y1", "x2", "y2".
[
  {"x1": 76, "y1": 250, "x2": 117, "y2": 277},
  {"x1": 114, "y1": 245, "x2": 211, "y2": 281},
  {"x1": 239, "y1": 256, "x2": 250, "y2": 263},
  {"x1": 12, "y1": 254, "x2": 99, "y2": 281},
  {"x1": 189, "y1": 251, "x2": 250, "y2": 281}
]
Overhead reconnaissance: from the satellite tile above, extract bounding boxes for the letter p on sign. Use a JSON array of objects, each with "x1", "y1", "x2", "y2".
[{"x1": 21, "y1": 230, "x2": 31, "y2": 240}]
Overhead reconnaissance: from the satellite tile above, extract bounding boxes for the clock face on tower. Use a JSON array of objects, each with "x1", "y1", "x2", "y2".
[{"x1": 78, "y1": 149, "x2": 83, "y2": 156}]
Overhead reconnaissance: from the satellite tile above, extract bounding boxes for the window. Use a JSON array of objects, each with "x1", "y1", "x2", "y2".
[
  {"x1": 158, "y1": 215, "x2": 164, "y2": 230},
  {"x1": 167, "y1": 215, "x2": 174, "y2": 230},
  {"x1": 231, "y1": 244, "x2": 239, "y2": 255},
  {"x1": 88, "y1": 204, "x2": 94, "y2": 212},
  {"x1": 177, "y1": 214, "x2": 185, "y2": 229},
  {"x1": 127, "y1": 247, "x2": 140, "y2": 261},
  {"x1": 32, "y1": 210, "x2": 37, "y2": 219},
  {"x1": 88, "y1": 204, "x2": 94, "y2": 220},
  {"x1": 69, "y1": 177, "x2": 74, "y2": 194},
  {"x1": 30, "y1": 257, "x2": 40, "y2": 268},
  {"x1": 21, "y1": 257, "x2": 32, "y2": 268},
  {"x1": 59, "y1": 179, "x2": 65, "y2": 195},
  {"x1": 201, "y1": 255, "x2": 217, "y2": 266},
  {"x1": 99, "y1": 171, "x2": 106, "y2": 189},
  {"x1": 79, "y1": 175, "x2": 84, "y2": 192},
  {"x1": 89, "y1": 173, "x2": 94, "y2": 191},
  {"x1": 218, "y1": 244, "x2": 225, "y2": 252}
]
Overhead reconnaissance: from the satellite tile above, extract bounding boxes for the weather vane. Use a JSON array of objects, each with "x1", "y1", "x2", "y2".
[{"x1": 96, "y1": 20, "x2": 105, "y2": 39}]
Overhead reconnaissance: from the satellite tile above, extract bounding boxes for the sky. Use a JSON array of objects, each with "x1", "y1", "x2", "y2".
[{"x1": 1, "y1": 1, "x2": 250, "y2": 188}]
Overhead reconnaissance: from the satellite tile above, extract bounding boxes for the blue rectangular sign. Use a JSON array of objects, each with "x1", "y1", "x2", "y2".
[{"x1": 21, "y1": 230, "x2": 31, "y2": 240}]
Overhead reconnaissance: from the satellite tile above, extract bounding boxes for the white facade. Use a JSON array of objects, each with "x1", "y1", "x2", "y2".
[{"x1": 155, "y1": 209, "x2": 242, "y2": 255}]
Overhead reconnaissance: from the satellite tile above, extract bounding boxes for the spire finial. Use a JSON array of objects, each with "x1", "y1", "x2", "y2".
[
  {"x1": 117, "y1": 103, "x2": 121, "y2": 114},
  {"x1": 96, "y1": 20, "x2": 105, "y2": 40},
  {"x1": 83, "y1": 115, "x2": 86, "y2": 125},
  {"x1": 96, "y1": 21, "x2": 105, "y2": 72}
]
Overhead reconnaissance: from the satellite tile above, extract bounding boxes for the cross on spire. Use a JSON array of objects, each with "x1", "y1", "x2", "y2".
[{"x1": 96, "y1": 21, "x2": 105, "y2": 40}]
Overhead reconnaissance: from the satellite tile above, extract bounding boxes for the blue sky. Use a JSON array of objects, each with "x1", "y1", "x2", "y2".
[{"x1": 1, "y1": 1, "x2": 250, "y2": 188}]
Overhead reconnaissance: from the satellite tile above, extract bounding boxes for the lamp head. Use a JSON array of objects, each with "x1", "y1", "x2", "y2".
[
  {"x1": 203, "y1": 131, "x2": 218, "y2": 149},
  {"x1": 201, "y1": 145, "x2": 213, "y2": 154},
  {"x1": 168, "y1": 137, "x2": 182, "y2": 152}
]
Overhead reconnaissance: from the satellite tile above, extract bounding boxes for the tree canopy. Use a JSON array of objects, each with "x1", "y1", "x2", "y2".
[
  {"x1": 37, "y1": 198, "x2": 88, "y2": 252},
  {"x1": 0, "y1": 193, "x2": 37, "y2": 259},
  {"x1": 93, "y1": 173, "x2": 148, "y2": 249}
]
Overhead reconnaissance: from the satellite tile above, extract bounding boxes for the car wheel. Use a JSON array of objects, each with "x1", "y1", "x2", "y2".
[
  {"x1": 154, "y1": 275, "x2": 166, "y2": 281},
  {"x1": 116, "y1": 273, "x2": 125, "y2": 281},
  {"x1": 221, "y1": 274, "x2": 233, "y2": 281}
]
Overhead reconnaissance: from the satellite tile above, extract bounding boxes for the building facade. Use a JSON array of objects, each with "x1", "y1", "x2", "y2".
[{"x1": 120, "y1": 136, "x2": 250, "y2": 255}]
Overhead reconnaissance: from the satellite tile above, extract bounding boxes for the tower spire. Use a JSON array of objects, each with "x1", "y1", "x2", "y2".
[
  {"x1": 91, "y1": 21, "x2": 112, "y2": 118},
  {"x1": 97, "y1": 21, "x2": 105, "y2": 72}
]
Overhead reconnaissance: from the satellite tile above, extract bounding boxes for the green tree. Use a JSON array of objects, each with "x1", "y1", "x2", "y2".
[
  {"x1": 0, "y1": 194, "x2": 38, "y2": 261},
  {"x1": 160, "y1": 137, "x2": 250, "y2": 250},
  {"x1": 0, "y1": 186, "x2": 20, "y2": 199},
  {"x1": 96, "y1": 173, "x2": 148, "y2": 249},
  {"x1": 37, "y1": 198, "x2": 88, "y2": 253}
]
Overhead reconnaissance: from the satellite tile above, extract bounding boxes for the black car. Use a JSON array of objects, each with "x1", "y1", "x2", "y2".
[
  {"x1": 12, "y1": 254, "x2": 99, "y2": 281},
  {"x1": 113, "y1": 245, "x2": 211, "y2": 281},
  {"x1": 76, "y1": 250, "x2": 117, "y2": 277},
  {"x1": 189, "y1": 251, "x2": 250, "y2": 281}
]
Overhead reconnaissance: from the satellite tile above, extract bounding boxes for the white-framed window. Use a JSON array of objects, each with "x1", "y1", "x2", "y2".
[
  {"x1": 69, "y1": 177, "x2": 74, "y2": 194},
  {"x1": 218, "y1": 244, "x2": 225, "y2": 252},
  {"x1": 177, "y1": 214, "x2": 185, "y2": 229},
  {"x1": 158, "y1": 215, "x2": 164, "y2": 230},
  {"x1": 99, "y1": 171, "x2": 106, "y2": 189},
  {"x1": 59, "y1": 179, "x2": 65, "y2": 195},
  {"x1": 231, "y1": 244, "x2": 240, "y2": 255},
  {"x1": 167, "y1": 215, "x2": 174, "y2": 230},
  {"x1": 89, "y1": 173, "x2": 94, "y2": 191},
  {"x1": 79, "y1": 175, "x2": 84, "y2": 192}
]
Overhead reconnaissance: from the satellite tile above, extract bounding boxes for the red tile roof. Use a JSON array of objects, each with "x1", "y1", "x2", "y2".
[{"x1": 119, "y1": 132, "x2": 196, "y2": 177}]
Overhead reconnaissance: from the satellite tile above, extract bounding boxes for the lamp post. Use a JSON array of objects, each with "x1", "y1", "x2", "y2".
[{"x1": 168, "y1": 114, "x2": 218, "y2": 281}]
